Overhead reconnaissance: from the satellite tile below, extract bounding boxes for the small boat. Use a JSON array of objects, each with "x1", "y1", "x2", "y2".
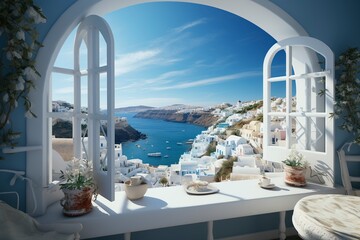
[
  {"x1": 165, "y1": 140, "x2": 169, "y2": 144},
  {"x1": 136, "y1": 144, "x2": 141, "y2": 148},
  {"x1": 176, "y1": 142, "x2": 183, "y2": 145},
  {"x1": 166, "y1": 147, "x2": 171, "y2": 150},
  {"x1": 164, "y1": 155, "x2": 169, "y2": 158},
  {"x1": 147, "y1": 152, "x2": 161, "y2": 157},
  {"x1": 186, "y1": 139, "x2": 194, "y2": 144}
]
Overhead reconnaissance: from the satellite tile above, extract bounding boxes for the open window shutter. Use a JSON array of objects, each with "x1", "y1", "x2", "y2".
[
  {"x1": 74, "y1": 15, "x2": 115, "y2": 201},
  {"x1": 263, "y1": 37, "x2": 335, "y2": 186}
]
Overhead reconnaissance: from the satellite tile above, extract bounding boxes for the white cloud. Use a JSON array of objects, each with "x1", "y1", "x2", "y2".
[
  {"x1": 54, "y1": 87, "x2": 73, "y2": 94},
  {"x1": 173, "y1": 18, "x2": 207, "y2": 33},
  {"x1": 145, "y1": 70, "x2": 189, "y2": 84},
  {"x1": 114, "y1": 49, "x2": 161, "y2": 76},
  {"x1": 115, "y1": 97, "x2": 183, "y2": 108},
  {"x1": 152, "y1": 71, "x2": 262, "y2": 90}
]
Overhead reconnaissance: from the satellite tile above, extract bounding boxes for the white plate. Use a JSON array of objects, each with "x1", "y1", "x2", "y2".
[
  {"x1": 185, "y1": 184, "x2": 219, "y2": 195},
  {"x1": 258, "y1": 182, "x2": 276, "y2": 189}
]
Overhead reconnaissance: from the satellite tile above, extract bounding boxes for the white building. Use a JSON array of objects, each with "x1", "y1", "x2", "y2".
[
  {"x1": 215, "y1": 135, "x2": 247, "y2": 158},
  {"x1": 235, "y1": 143, "x2": 255, "y2": 156}
]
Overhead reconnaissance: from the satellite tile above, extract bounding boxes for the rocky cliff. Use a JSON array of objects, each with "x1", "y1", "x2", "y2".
[
  {"x1": 52, "y1": 118, "x2": 146, "y2": 143},
  {"x1": 134, "y1": 110, "x2": 219, "y2": 127}
]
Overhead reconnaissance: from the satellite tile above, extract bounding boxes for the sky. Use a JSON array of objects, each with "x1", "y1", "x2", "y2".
[{"x1": 52, "y1": 2, "x2": 286, "y2": 109}]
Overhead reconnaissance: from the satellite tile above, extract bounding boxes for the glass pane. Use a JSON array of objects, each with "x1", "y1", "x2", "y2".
[
  {"x1": 269, "y1": 116, "x2": 286, "y2": 146},
  {"x1": 291, "y1": 116, "x2": 325, "y2": 152},
  {"x1": 270, "y1": 81, "x2": 286, "y2": 113},
  {"x1": 99, "y1": 33, "x2": 107, "y2": 67},
  {"x1": 51, "y1": 117, "x2": 74, "y2": 181},
  {"x1": 51, "y1": 72, "x2": 74, "y2": 110},
  {"x1": 270, "y1": 49, "x2": 286, "y2": 78},
  {"x1": 79, "y1": 41, "x2": 88, "y2": 72},
  {"x1": 99, "y1": 72, "x2": 108, "y2": 112},
  {"x1": 293, "y1": 76, "x2": 325, "y2": 114},
  {"x1": 81, "y1": 75, "x2": 88, "y2": 110},
  {"x1": 53, "y1": 29, "x2": 76, "y2": 69},
  {"x1": 291, "y1": 79, "x2": 297, "y2": 112}
]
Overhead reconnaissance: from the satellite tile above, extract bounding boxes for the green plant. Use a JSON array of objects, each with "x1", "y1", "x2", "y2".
[
  {"x1": 60, "y1": 157, "x2": 96, "y2": 191},
  {"x1": 331, "y1": 48, "x2": 360, "y2": 144},
  {"x1": 159, "y1": 176, "x2": 169, "y2": 187},
  {"x1": 282, "y1": 148, "x2": 306, "y2": 168},
  {"x1": 0, "y1": 0, "x2": 46, "y2": 148}
]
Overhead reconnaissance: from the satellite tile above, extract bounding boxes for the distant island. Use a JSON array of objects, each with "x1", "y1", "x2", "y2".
[
  {"x1": 114, "y1": 104, "x2": 219, "y2": 127},
  {"x1": 52, "y1": 101, "x2": 146, "y2": 143}
]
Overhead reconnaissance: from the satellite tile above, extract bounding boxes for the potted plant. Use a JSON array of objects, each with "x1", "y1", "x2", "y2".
[
  {"x1": 60, "y1": 157, "x2": 97, "y2": 217},
  {"x1": 282, "y1": 148, "x2": 307, "y2": 187}
]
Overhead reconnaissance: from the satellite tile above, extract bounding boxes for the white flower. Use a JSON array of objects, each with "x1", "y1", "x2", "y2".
[
  {"x1": 6, "y1": 51, "x2": 13, "y2": 61},
  {"x1": 12, "y1": 51, "x2": 22, "y2": 59},
  {"x1": 3, "y1": 93, "x2": 9, "y2": 102},
  {"x1": 25, "y1": 111, "x2": 34, "y2": 118},
  {"x1": 23, "y1": 67, "x2": 38, "y2": 80},
  {"x1": 16, "y1": 30, "x2": 25, "y2": 41},
  {"x1": 15, "y1": 81, "x2": 24, "y2": 91},
  {"x1": 27, "y1": 7, "x2": 46, "y2": 24}
]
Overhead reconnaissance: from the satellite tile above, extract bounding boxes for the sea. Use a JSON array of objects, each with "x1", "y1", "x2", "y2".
[{"x1": 117, "y1": 112, "x2": 206, "y2": 167}]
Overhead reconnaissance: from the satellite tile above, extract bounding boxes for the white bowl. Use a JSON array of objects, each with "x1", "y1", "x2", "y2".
[{"x1": 124, "y1": 181, "x2": 148, "y2": 200}]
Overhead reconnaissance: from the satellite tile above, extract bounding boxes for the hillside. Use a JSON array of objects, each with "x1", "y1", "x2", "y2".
[
  {"x1": 134, "y1": 109, "x2": 219, "y2": 127},
  {"x1": 52, "y1": 118, "x2": 146, "y2": 143},
  {"x1": 114, "y1": 105, "x2": 154, "y2": 113}
]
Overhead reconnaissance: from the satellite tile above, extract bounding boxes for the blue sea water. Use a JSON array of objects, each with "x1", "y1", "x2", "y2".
[{"x1": 117, "y1": 113, "x2": 205, "y2": 167}]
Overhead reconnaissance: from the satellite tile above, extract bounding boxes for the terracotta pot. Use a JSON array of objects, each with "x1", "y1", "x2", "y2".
[
  {"x1": 283, "y1": 165, "x2": 306, "y2": 187},
  {"x1": 60, "y1": 187, "x2": 94, "y2": 216}
]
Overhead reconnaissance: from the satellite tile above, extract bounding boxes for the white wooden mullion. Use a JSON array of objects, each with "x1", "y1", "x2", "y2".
[
  {"x1": 88, "y1": 26, "x2": 101, "y2": 172},
  {"x1": 106, "y1": 19, "x2": 115, "y2": 200},
  {"x1": 285, "y1": 45, "x2": 292, "y2": 149},
  {"x1": 73, "y1": 31, "x2": 82, "y2": 159},
  {"x1": 263, "y1": 44, "x2": 272, "y2": 155}
]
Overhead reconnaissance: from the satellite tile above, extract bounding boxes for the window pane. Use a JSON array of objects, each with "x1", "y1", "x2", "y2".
[
  {"x1": 269, "y1": 116, "x2": 286, "y2": 147},
  {"x1": 79, "y1": 42, "x2": 88, "y2": 72},
  {"x1": 270, "y1": 81, "x2": 286, "y2": 113},
  {"x1": 99, "y1": 33, "x2": 107, "y2": 67},
  {"x1": 271, "y1": 49, "x2": 286, "y2": 78},
  {"x1": 81, "y1": 75, "x2": 88, "y2": 110},
  {"x1": 291, "y1": 116, "x2": 325, "y2": 152},
  {"x1": 51, "y1": 72, "x2": 74, "y2": 108},
  {"x1": 51, "y1": 117, "x2": 75, "y2": 181},
  {"x1": 100, "y1": 72, "x2": 108, "y2": 112}
]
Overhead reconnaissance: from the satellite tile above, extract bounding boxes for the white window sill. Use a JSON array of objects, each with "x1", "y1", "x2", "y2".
[{"x1": 35, "y1": 176, "x2": 343, "y2": 239}]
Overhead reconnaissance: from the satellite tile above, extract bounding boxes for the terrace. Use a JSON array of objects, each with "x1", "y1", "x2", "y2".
[{"x1": 1, "y1": 1, "x2": 360, "y2": 240}]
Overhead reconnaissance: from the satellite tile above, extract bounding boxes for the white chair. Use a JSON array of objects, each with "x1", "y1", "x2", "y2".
[{"x1": 337, "y1": 142, "x2": 360, "y2": 196}]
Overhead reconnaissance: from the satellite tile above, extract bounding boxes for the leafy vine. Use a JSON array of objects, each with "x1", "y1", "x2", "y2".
[
  {"x1": 0, "y1": 0, "x2": 46, "y2": 149},
  {"x1": 332, "y1": 48, "x2": 360, "y2": 144}
]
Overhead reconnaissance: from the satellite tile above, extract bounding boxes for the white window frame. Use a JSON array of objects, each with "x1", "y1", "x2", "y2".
[
  {"x1": 263, "y1": 36, "x2": 335, "y2": 186},
  {"x1": 26, "y1": 15, "x2": 115, "y2": 216}
]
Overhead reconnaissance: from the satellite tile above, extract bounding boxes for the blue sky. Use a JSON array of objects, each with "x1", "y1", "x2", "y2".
[{"x1": 53, "y1": 2, "x2": 286, "y2": 109}]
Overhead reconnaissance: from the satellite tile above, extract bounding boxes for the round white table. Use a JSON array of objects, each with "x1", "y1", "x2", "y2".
[{"x1": 293, "y1": 194, "x2": 360, "y2": 240}]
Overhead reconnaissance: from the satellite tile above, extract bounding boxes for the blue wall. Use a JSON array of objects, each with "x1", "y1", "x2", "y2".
[{"x1": 1, "y1": 0, "x2": 359, "y2": 239}]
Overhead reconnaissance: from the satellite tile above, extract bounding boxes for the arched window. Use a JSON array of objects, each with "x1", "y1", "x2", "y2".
[
  {"x1": 263, "y1": 36, "x2": 335, "y2": 186},
  {"x1": 48, "y1": 15, "x2": 115, "y2": 206}
]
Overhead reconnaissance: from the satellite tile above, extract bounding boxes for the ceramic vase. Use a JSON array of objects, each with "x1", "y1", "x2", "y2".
[
  {"x1": 283, "y1": 165, "x2": 306, "y2": 187},
  {"x1": 60, "y1": 187, "x2": 94, "y2": 216}
]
